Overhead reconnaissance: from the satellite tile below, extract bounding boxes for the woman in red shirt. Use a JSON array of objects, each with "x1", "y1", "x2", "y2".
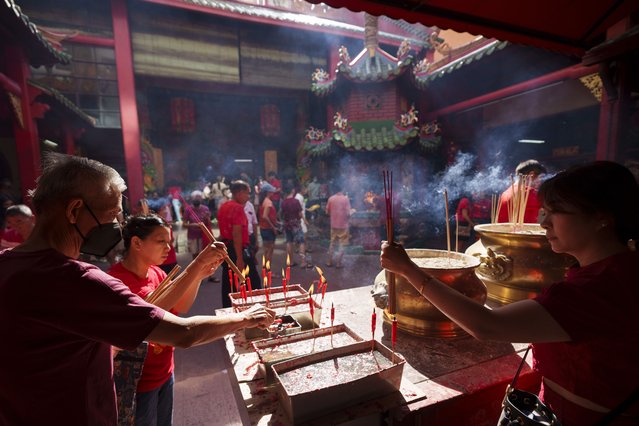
[
  {"x1": 109, "y1": 215, "x2": 223, "y2": 425},
  {"x1": 382, "y1": 161, "x2": 639, "y2": 425},
  {"x1": 258, "y1": 184, "x2": 278, "y2": 267}
]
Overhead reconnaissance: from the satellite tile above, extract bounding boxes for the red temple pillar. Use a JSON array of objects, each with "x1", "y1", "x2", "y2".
[
  {"x1": 595, "y1": 19, "x2": 632, "y2": 161},
  {"x1": 112, "y1": 0, "x2": 144, "y2": 205},
  {"x1": 5, "y1": 46, "x2": 41, "y2": 202}
]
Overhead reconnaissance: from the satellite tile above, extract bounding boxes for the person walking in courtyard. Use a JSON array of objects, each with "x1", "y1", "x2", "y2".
[
  {"x1": 258, "y1": 183, "x2": 278, "y2": 268},
  {"x1": 281, "y1": 184, "x2": 309, "y2": 268},
  {"x1": 217, "y1": 180, "x2": 261, "y2": 308},
  {"x1": 326, "y1": 183, "x2": 351, "y2": 268}
]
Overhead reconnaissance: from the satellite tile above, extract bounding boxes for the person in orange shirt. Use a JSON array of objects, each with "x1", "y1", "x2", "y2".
[{"x1": 497, "y1": 159, "x2": 547, "y2": 223}]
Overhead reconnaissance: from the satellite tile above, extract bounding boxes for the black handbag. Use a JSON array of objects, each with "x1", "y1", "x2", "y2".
[{"x1": 498, "y1": 345, "x2": 561, "y2": 426}]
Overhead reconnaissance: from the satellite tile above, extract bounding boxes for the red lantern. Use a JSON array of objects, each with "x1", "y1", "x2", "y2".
[
  {"x1": 170, "y1": 97, "x2": 195, "y2": 133},
  {"x1": 260, "y1": 104, "x2": 280, "y2": 137}
]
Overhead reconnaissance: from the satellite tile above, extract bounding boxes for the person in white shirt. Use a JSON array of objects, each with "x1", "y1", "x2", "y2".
[{"x1": 244, "y1": 199, "x2": 259, "y2": 261}]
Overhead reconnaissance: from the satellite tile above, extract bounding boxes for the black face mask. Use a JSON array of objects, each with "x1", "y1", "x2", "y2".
[
  {"x1": 73, "y1": 202, "x2": 122, "y2": 257},
  {"x1": 193, "y1": 200, "x2": 201, "y2": 207}
]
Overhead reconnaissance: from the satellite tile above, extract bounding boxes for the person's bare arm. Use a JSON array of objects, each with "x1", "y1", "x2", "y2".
[
  {"x1": 146, "y1": 304, "x2": 275, "y2": 348},
  {"x1": 381, "y1": 242, "x2": 570, "y2": 343},
  {"x1": 151, "y1": 242, "x2": 226, "y2": 313}
]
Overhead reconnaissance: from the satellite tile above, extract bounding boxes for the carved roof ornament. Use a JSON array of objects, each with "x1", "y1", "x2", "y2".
[{"x1": 364, "y1": 13, "x2": 379, "y2": 57}]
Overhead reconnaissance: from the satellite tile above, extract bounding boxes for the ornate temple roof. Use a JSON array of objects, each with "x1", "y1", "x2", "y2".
[
  {"x1": 1, "y1": 0, "x2": 70, "y2": 67},
  {"x1": 156, "y1": 0, "x2": 428, "y2": 48},
  {"x1": 413, "y1": 39, "x2": 508, "y2": 89},
  {"x1": 29, "y1": 80, "x2": 96, "y2": 126}
]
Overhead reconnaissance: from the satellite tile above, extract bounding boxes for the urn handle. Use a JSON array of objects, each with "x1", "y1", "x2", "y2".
[{"x1": 476, "y1": 248, "x2": 513, "y2": 281}]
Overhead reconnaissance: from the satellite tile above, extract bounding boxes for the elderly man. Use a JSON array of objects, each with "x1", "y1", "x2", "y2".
[{"x1": 0, "y1": 153, "x2": 274, "y2": 425}]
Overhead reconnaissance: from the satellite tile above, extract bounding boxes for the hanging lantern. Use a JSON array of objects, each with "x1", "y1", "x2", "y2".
[
  {"x1": 170, "y1": 97, "x2": 195, "y2": 133},
  {"x1": 260, "y1": 104, "x2": 280, "y2": 137}
]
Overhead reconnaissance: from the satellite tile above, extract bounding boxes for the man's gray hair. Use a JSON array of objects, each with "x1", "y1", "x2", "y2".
[
  {"x1": 5, "y1": 204, "x2": 33, "y2": 218},
  {"x1": 29, "y1": 153, "x2": 126, "y2": 214}
]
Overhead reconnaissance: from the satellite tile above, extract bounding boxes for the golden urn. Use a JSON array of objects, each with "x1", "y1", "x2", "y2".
[
  {"x1": 467, "y1": 223, "x2": 575, "y2": 304},
  {"x1": 374, "y1": 249, "x2": 486, "y2": 338}
]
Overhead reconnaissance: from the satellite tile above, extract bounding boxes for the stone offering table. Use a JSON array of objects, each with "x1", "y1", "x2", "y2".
[{"x1": 217, "y1": 286, "x2": 539, "y2": 425}]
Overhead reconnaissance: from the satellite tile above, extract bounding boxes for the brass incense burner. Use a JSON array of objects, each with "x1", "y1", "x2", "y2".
[
  {"x1": 468, "y1": 223, "x2": 575, "y2": 304},
  {"x1": 375, "y1": 249, "x2": 486, "y2": 338}
]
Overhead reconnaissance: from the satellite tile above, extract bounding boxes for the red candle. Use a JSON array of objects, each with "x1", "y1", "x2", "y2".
[
  {"x1": 246, "y1": 277, "x2": 252, "y2": 292},
  {"x1": 371, "y1": 308, "x2": 377, "y2": 335},
  {"x1": 392, "y1": 315, "x2": 397, "y2": 347},
  {"x1": 309, "y1": 296, "x2": 315, "y2": 321},
  {"x1": 234, "y1": 273, "x2": 240, "y2": 292},
  {"x1": 286, "y1": 254, "x2": 291, "y2": 284},
  {"x1": 267, "y1": 270, "x2": 272, "y2": 288},
  {"x1": 371, "y1": 308, "x2": 377, "y2": 351},
  {"x1": 281, "y1": 268, "x2": 287, "y2": 298},
  {"x1": 240, "y1": 284, "x2": 247, "y2": 302}
]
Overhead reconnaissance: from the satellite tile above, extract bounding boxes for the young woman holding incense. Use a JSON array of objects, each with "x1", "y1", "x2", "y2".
[
  {"x1": 381, "y1": 161, "x2": 639, "y2": 425},
  {"x1": 108, "y1": 214, "x2": 225, "y2": 425}
]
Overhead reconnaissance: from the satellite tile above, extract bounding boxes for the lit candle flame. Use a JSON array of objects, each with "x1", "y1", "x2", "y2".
[
  {"x1": 315, "y1": 266, "x2": 324, "y2": 276},
  {"x1": 262, "y1": 255, "x2": 265, "y2": 268},
  {"x1": 266, "y1": 260, "x2": 271, "y2": 271},
  {"x1": 286, "y1": 254, "x2": 290, "y2": 266},
  {"x1": 308, "y1": 283, "x2": 314, "y2": 296}
]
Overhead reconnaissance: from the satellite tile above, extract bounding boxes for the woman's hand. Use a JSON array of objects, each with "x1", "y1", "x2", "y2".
[
  {"x1": 241, "y1": 304, "x2": 276, "y2": 329},
  {"x1": 193, "y1": 241, "x2": 227, "y2": 278},
  {"x1": 380, "y1": 241, "x2": 418, "y2": 277}
]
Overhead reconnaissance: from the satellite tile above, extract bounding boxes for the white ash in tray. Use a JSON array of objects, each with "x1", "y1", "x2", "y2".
[{"x1": 278, "y1": 351, "x2": 394, "y2": 395}]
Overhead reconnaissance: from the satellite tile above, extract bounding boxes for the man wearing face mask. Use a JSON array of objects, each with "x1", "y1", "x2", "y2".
[
  {"x1": 183, "y1": 190, "x2": 213, "y2": 261},
  {"x1": 0, "y1": 153, "x2": 275, "y2": 425}
]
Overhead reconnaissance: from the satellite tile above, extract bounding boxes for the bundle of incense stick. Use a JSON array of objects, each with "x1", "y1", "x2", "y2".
[
  {"x1": 140, "y1": 199, "x2": 150, "y2": 215},
  {"x1": 491, "y1": 193, "x2": 503, "y2": 224},
  {"x1": 507, "y1": 174, "x2": 532, "y2": 226},
  {"x1": 146, "y1": 264, "x2": 181, "y2": 304},
  {"x1": 382, "y1": 170, "x2": 396, "y2": 315},
  {"x1": 197, "y1": 222, "x2": 246, "y2": 283},
  {"x1": 178, "y1": 194, "x2": 246, "y2": 283}
]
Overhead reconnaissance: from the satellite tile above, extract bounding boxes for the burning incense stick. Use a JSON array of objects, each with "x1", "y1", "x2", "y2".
[
  {"x1": 443, "y1": 189, "x2": 451, "y2": 255},
  {"x1": 455, "y1": 213, "x2": 459, "y2": 252},
  {"x1": 383, "y1": 170, "x2": 397, "y2": 315},
  {"x1": 146, "y1": 264, "x2": 181, "y2": 304},
  {"x1": 197, "y1": 222, "x2": 246, "y2": 283}
]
